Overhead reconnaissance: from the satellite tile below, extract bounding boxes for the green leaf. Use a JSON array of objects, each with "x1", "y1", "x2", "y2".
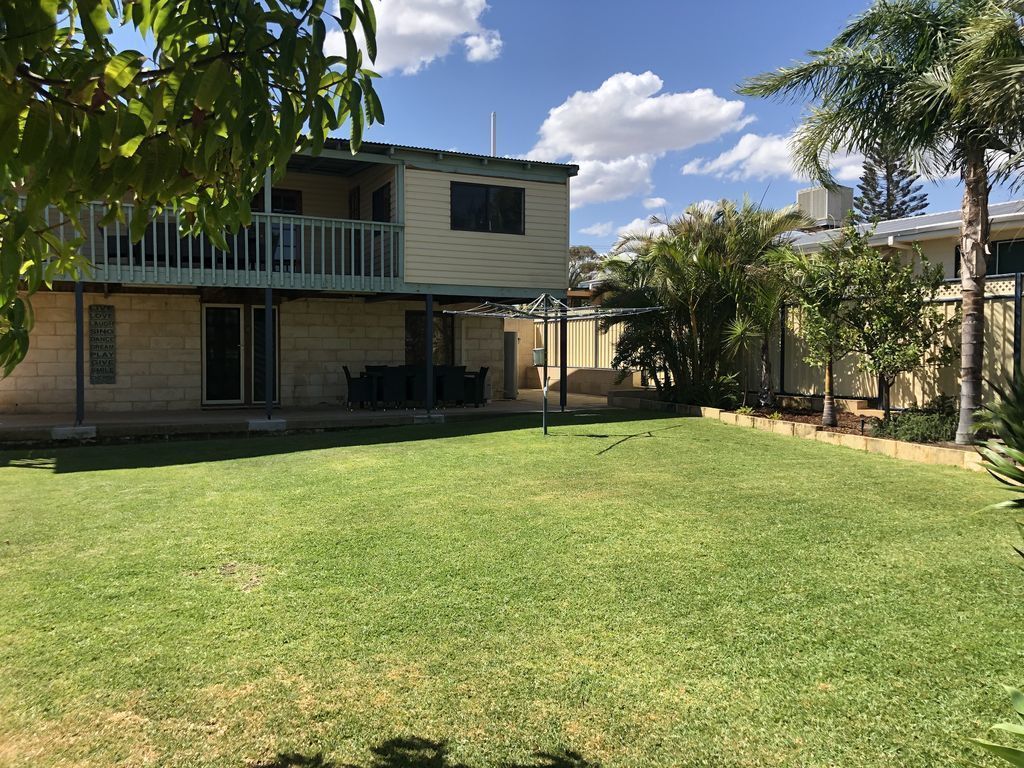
[
  {"x1": 104, "y1": 51, "x2": 144, "y2": 97},
  {"x1": 969, "y1": 738, "x2": 1024, "y2": 767},
  {"x1": 1008, "y1": 686, "x2": 1024, "y2": 717},
  {"x1": 18, "y1": 104, "x2": 51, "y2": 166},
  {"x1": 194, "y1": 58, "x2": 230, "y2": 112},
  {"x1": 78, "y1": 0, "x2": 112, "y2": 48}
]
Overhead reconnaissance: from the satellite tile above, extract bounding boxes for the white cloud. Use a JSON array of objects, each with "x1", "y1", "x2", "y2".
[
  {"x1": 579, "y1": 221, "x2": 614, "y2": 237},
  {"x1": 571, "y1": 155, "x2": 656, "y2": 209},
  {"x1": 614, "y1": 200, "x2": 722, "y2": 242},
  {"x1": 529, "y1": 71, "x2": 752, "y2": 208},
  {"x1": 326, "y1": 0, "x2": 502, "y2": 76},
  {"x1": 617, "y1": 215, "x2": 668, "y2": 239},
  {"x1": 682, "y1": 132, "x2": 863, "y2": 183},
  {"x1": 464, "y1": 29, "x2": 502, "y2": 62},
  {"x1": 531, "y1": 72, "x2": 751, "y2": 162},
  {"x1": 642, "y1": 197, "x2": 667, "y2": 210}
]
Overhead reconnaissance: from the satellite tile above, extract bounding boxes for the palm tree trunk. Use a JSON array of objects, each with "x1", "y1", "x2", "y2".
[
  {"x1": 759, "y1": 337, "x2": 774, "y2": 408},
  {"x1": 822, "y1": 356, "x2": 837, "y2": 428},
  {"x1": 955, "y1": 148, "x2": 990, "y2": 445}
]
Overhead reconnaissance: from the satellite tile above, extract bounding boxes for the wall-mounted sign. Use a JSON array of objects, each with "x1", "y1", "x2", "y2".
[{"x1": 89, "y1": 304, "x2": 116, "y2": 384}]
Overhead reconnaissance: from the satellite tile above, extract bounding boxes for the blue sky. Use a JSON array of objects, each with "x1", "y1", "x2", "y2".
[
  {"x1": 111, "y1": 1, "x2": 1012, "y2": 251},
  {"x1": 354, "y1": 0, "x2": 1000, "y2": 252}
]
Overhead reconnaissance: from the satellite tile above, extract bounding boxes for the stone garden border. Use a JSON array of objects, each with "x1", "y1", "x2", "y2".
[{"x1": 606, "y1": 391, "x2": 983, "y2": 472}]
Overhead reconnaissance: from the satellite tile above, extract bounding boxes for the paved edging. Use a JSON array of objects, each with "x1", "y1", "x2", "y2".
[{"x1": 607, "y1": 394, "x2": 983, "y2": 472}]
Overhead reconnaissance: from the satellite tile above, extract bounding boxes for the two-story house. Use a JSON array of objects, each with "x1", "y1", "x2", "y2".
[{"x1": 0, "y1": 141, "x2": 577, "y2": 424}]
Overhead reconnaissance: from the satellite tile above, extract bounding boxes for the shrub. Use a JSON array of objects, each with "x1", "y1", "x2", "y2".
[
  {"x1": 736, "y1": 406, "x2": 754, "y2": 415},
  {"x1": 872, "y1": 409, "x2": 958, "y2": 444}
]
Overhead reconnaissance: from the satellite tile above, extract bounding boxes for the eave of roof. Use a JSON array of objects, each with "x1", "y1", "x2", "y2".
[
  {"x1": 792, "y1": 200, "x2": 1024, "y2": 249},
  {"x1": 322, "y1": 138, "x2": 579, "y2": 177}
]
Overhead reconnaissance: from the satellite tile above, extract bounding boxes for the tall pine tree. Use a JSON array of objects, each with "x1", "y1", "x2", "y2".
[{"x1": 854, "y1": 145, "x2": 929, "y2": 222}]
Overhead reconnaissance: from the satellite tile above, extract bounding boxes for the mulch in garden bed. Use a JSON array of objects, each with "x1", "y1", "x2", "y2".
[{"x1": 739, "y1": 407, "x2": 879, "y2": 436}]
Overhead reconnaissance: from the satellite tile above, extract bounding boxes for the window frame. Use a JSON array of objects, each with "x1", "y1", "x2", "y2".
[{"x1": 450, "y1": 181, "x2": 525, "y2": 236}]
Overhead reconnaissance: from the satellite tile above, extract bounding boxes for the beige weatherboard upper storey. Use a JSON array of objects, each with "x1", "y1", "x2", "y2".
[{"x1": 47, "y1": 139, "x2": 578, "y2": 302}]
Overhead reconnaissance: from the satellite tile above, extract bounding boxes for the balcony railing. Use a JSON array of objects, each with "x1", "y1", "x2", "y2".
[{"x1": 48, "y1": 203, "x2": 403, "y2": 293}]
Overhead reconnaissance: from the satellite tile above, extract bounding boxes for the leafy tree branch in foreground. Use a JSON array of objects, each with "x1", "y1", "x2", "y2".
[{"x1": 0, "y1": 0, "x2": 383, "y2": 373}]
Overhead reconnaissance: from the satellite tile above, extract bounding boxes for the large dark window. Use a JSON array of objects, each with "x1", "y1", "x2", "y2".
[
  {"x1": 450, "y1": 181, "x2": 525, "y2": 235},
  {"x1": 955, "y1": 239, "x2": 1024, "y2": 277},
  {"x1": 405, "y1": 311, "x2": 455, "y2": 366}
]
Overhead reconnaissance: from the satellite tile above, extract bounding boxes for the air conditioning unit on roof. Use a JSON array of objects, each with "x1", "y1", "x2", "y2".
[{"x1": 797, "y1": 185, "x2": 854, "y2": 229}]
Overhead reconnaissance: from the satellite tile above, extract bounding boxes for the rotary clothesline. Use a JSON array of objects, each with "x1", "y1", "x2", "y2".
[{"x1": 444, "y1": 294, "x2": 661, "y2": 434}]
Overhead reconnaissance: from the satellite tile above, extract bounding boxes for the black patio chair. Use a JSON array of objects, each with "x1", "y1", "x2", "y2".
[
  {"x1": 464, "y1": 366, "x2": 489, "y2": 407},
  {"x1": 380, "y1": 366, "x2": 409, "y2": 408},
  {"x1": 410, "y1": 368, "x2": 429, "y2": 407},
  {"x1": 438, "y1": 365, "x2": 466, "y2": 406},
  {"x1": 343, "y1": 365, "x2": 374, "y2": 409}
]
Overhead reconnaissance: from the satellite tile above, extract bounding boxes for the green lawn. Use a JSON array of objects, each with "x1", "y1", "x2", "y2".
[{"x1": 1, "y1": 411, "x2": 1021, "y2": 768}]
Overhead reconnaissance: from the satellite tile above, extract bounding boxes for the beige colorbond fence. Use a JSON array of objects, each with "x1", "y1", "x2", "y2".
[
  {"x1": 742, "y1": 277, "x2": 1020, "y2": 409},
  {"x1": 506, "y1": 317, "x2": 626, "y2": 369},
  {"x1": 510, "y1": 278, "x2": 1021, "y2": 408}
]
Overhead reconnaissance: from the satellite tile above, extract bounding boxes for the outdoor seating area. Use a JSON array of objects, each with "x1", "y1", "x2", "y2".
[{"x1": 342, "y1": 365, "x2": 490, "y2": 409}]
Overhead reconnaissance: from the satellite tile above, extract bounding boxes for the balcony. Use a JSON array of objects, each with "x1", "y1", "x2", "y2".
[{"x1": 62, "y1": 202, "x2": 403, "y2": 294}]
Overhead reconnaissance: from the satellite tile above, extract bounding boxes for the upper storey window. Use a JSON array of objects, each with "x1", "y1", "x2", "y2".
[{"x1": 450, "y1": 181, "x2": 525, "y2": 235}]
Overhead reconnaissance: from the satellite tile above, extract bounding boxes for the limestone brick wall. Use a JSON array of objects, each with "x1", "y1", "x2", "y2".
[
  {"x1": 0, "y1": 292, "x2": 508, "y2": 414},
  {"x1": 279, "y1": 298, "x2": 408, "y2": 405},
  {"x1": 455, "y1": 316, "x2": 505, "y2": 401},
  {"x1": 0, "y1": 291, "x2": 201, "y2": 414}
]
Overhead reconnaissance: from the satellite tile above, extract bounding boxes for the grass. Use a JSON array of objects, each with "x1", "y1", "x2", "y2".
[{"x1": 0, "y1": 410, "x2": 1021, "y2": 768}]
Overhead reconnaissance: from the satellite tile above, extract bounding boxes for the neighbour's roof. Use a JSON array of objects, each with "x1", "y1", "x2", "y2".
[
  {"x1": 792, "y1": 200, "x2": 1024, "y2": 249},
  {"x1": 322, "y1": 138, "x2": 579, "y2": 176}
]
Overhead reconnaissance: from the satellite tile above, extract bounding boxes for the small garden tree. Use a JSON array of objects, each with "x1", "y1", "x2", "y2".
[
  {"x1": 775, "y1": 237, "x2": 859, "y2": 427},
  {"x1": 843, "y1": 230, "x2": 960, "y2": 419}
]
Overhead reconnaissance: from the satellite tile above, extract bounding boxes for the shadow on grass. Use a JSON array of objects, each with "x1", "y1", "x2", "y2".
[
  {"x1": 0, "y1": 409, "x2": 685, "y2": 474},
  {"x1": 253, "y1": 736, "x2": 600, "y2": 768},
  {"x1": 549, "y1": 423, "x2": 690, "y2": 456}
]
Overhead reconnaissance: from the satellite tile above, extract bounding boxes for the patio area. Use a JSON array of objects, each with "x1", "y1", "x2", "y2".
[{"x1": 0, "y1": 389, "x2": 612, "y2": 445}]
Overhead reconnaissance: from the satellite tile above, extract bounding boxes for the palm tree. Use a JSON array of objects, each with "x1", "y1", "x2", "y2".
[
  {"x1": 740, "y1": 0, "x2": 1024, "y2": 444},
  {"x1": 725, "y1": 263, "x2": 789, "y2": 408},
  {"x1": 599, "y1": 199, "x2": 809, "y2": 405}
]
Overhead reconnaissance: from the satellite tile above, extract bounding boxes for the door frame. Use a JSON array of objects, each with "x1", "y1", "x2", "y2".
[
  {"x1": 201, "y1": 303, "x2": 245, "y2": 405},
  {"x1": 250, "y1": 304, "x2": 281, "y2": 405}
]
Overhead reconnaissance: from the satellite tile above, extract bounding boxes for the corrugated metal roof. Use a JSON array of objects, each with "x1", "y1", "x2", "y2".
[
  {"x1": 322, "y1": 138, "x2": 578, "y2": 174},
  {"x1": 792, "y1": 200, "x2": 1024, "y2": 248}
]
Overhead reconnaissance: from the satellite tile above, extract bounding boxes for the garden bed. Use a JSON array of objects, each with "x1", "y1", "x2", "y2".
[
  {"x1": 739, "y1": 407, "x2": 875, "y2": 436},
  {"x1": 606, "y1": 391, "x2": 981, "y2": 470}
]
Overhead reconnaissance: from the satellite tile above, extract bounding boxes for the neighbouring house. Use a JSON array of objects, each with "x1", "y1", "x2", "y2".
[
  {"x1": 785, "y1": 197, "x2": 1024, "y2": 408},
  {"x1": 0, "y1": 140, "x2": 577, "y2": 419}
]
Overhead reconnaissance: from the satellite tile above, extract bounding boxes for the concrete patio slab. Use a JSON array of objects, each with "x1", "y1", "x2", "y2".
[{"x1": 0, "y1": 390, "x2": 612, "y2": 447}]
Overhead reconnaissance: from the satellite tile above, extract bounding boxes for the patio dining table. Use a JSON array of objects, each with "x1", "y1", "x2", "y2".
[{"x1": 357, "y1": 365, "x2": 487, "y2": 409}]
